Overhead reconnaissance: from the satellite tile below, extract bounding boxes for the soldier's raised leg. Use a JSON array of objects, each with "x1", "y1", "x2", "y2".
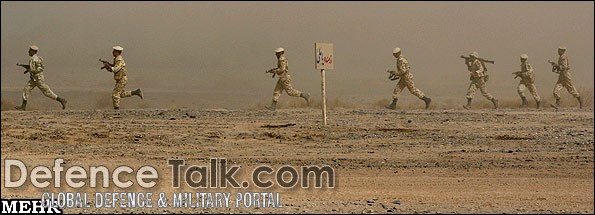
[
  {"x1": 131, "y1": 88, "x2": 143, "y2": 99},
  {"x1": 281, "y1": 78, "x2": 309, "y2": 105},
  {"x1": 477, "y1": 79, "x2": 497, "y2": 109},
  {"x1": 404, "y1": 78, "x2": 431, "y2": 109},
  {"x1": 119, "y1": 89, "x2": 132, "y2": 99},
  {"x1": 118, "y1": 76, "x2": 132, "y2": 99},
  {"x1": 38, "y1": 82, "x2": 67, "y2": 109},
  {"x1": 563, "y1": 81, "x2": 582, "y2": 109}
]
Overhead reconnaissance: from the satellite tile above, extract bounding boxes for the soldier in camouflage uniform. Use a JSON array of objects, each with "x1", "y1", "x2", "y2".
[
  {"x1": 101, "y1": 46, "x2": 143, "y2": 110},
  {"x1": 14, "y1": 45, "x2": 67, "y2": 110},
  {"x1": 385, "y1": 47, "x2": 431, "y2": 110},
  {"x1": 514, "y1": 54, "x2": 541, "y2": 108},
  {"x1": 265, "y1": 48, "x2": 310, "y2": 111},
  {"x1": 462, "y1": 51, "x2": 498, "y2": 109},
  {"x1": 550, "y1": 46, "x2": 583, "y2": 109}
]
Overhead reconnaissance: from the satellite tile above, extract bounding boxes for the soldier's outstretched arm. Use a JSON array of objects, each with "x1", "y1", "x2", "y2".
[
  {"x1": 17, "y1": 63, "x2": 30, "y2": 73},
  {"x1": 270, "y1": 62, "x2": 288, "y2": 75}
]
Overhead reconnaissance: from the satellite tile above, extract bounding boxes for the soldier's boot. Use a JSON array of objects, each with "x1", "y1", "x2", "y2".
[
  {"x1": 536, "y1": 101, "x2": 541, "y2": 109},
  {"x1": 15, "y1": 100, "x2": 27, "y2": 111},
  {"x1": 300, "y1": 92, "x2": 310, "y2": 106},
  {"x1": 265, "y1": 101, "x2": 277, "y2": 111},
  {"x1": 385, "y1": 98, "x2": 397, "y2": 110},
  {"x1": 520, "y1": 96, "x2": 528, "y2": 108},
  {"x1": 491, "y1": 98, "x2": 499, "y2": 109},
  {"x1": 462, "y1": 98, "x2": 472, "y2": 110},
  {"x1": 577, "y1": 97, "x2": 583, "y2": 109},
  {"x1": 56, "y1": 97, "x2": 67, "y2": 110},
  {"x1": 131, "y1": 88, "x2": 144, "y2": 99},
  {"x1": 550, "y1": 98, "x2": 560, "y2": 109},
  {"x1": 422, "y1": 96, "x2": 431, "y2": 110}
]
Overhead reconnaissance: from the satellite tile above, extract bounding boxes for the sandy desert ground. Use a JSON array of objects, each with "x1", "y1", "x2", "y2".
[{"x1": 1, "y1": 101, "x2": 593, "y2": 214}]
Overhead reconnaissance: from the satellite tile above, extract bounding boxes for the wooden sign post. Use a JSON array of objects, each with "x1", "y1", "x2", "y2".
[{"x1": 315, "y1": 43, "x2": 333, "y2": 127}]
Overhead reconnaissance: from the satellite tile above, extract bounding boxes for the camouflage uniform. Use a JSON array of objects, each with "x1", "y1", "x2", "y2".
[
  {"x1": 385, "y1": 48, "x2": 431, "y2": 110},
  {"x1": 516, "y1": 60, "x2": 541, "y2": 106},
  {"x1": 15, "y1": 46, "x2": 67, "y2": 111},
  {"x1": 465, "y1": 59, "x2": 494, "y2": 101},
  {"x1": 391, "y1": 55, "x2": 425, "y2": 100},
  {"x1": 265, "y1": 48, "x2": 310, "y2": 111},
  {"x1": 270, "y1": 54, "x2": 302, "y2": 102},
  {"x1": 22, "y1": 54, "x2": 59, "y2": 101},
  {"x1": 553, "y1": 54, "x2": 580, "y2": 100},
  {"x1": 463, "y1": 53, "x2": 498, "y2": 109},
  {"x1": 109, "y1": 55, "x2": 132, "y2": 109}
]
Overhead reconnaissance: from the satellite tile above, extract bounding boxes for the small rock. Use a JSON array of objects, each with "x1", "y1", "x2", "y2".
[
  {"x1": 392, "y1": 200, "x2": 401, "y2": 205},
  {"x1": 380, "y1": 203, "x2": 388, "y2": 209}
]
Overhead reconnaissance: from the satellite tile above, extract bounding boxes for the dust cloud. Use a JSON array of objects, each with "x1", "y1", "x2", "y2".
[{"x1": 2, "y1": 2, "x2": 593, "y2": 110}]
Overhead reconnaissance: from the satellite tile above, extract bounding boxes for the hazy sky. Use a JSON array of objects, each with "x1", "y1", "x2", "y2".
[{"x1": 2, "y1": 1, "x2": 593, "y2": 103}]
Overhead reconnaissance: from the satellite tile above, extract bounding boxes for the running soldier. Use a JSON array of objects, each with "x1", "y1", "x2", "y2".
[
  {"x1": 100, "y1": 46, "x2": 143, "y2": 110},
  {"x1": 513, "y1": 54, "x2": 541, "y2": 108},
  {"x1": 265, "y1": 47, "x2": 310, "y2": 111},
  {"x1": 15, "y1": 45, "x2": 67, "y2": 110},
  {"x1": 385, "y1": 47, "x2": 431, "y2": 110},
  {"x1": 462, "y1": 51, "x2": 498, "y2": 109},
  {"x1": 549, "y1": 46, "x2": 583, "y2": 109}
]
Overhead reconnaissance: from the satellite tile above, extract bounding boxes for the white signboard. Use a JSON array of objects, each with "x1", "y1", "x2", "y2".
[{"x1": 315, "y1": 43, "x2": 334, "y2": 70}]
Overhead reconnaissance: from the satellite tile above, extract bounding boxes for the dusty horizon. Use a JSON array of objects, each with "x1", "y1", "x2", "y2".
[{"x1": 2, "y1": 2, "x2": 593, "y2": 110}]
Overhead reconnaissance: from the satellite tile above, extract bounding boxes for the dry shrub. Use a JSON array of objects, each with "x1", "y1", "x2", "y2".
[{"x1": 578, "y1": 87, "x2": 593, "y2": 108}]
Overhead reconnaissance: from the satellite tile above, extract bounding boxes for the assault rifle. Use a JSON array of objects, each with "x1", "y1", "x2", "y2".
[
  {"x1": 16, "y1": 63, "x2": 30, "y2": 74},
  {"x1": 387, "y1": 70, "x2": 399, "y2": 81},
  {"x1": 265, "y1": 69, "x2": 276, "y2": 78},
  {"x1": 98, "y1": 58, "x2": 112, "y2": 71},
  {"x1": 548, "y1": 60, "x2": 560, "y2": 74},
  {"x1": 512, "y1": 71, "x2": 522, "y2": 79}
]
